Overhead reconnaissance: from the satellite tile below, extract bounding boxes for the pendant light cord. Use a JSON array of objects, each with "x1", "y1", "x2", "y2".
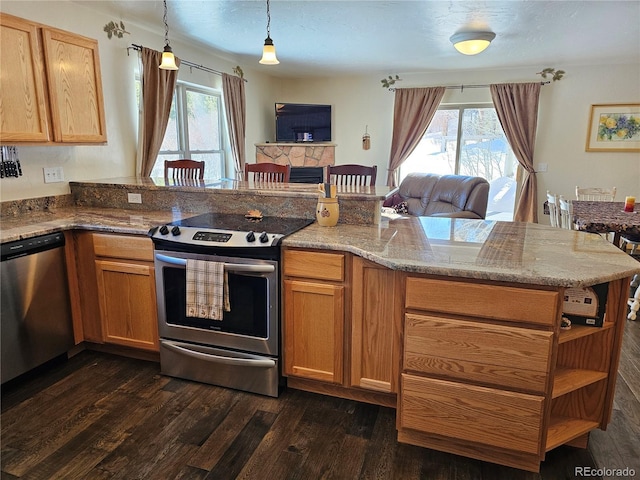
[
  {"x1": 266, "y1": 0, "x2": 272, "y2": 37},
  {"x1": 163, "y1": 0, "x2": 170, "y2": 48}
]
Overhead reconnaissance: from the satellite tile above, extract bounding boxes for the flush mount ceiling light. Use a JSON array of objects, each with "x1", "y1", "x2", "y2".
[
  {"x1": 259, "y1": 0, "x2": 279, "y2": 65},
  {"x1": 450, "y1": 31, "x2": 496, "y2": 55},
  {"x1": 159, "y1": 0, "x2": 178, "y2": 70}
]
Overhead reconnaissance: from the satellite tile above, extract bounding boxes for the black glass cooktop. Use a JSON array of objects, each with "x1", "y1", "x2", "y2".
[{"x1": 174, "y1": 212, "x2": 314, "y2": 236}]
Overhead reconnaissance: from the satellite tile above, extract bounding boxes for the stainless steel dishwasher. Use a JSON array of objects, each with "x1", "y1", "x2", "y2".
[{"x1": 1, "y1": 232, "x2": 74, "y2": 383}]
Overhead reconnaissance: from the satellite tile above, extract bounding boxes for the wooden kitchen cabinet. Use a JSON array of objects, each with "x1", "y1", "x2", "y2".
[
  {"x1": 0, "y1": 13, "x2": 50, "y2": 143},
  {"x1": 283, "y1": 249, "x2": 345, "y2": 384},
  {"x1": 283, "y1": 250, "x2": 400, "y2": 405},
  {"x1": 284, "y1": 279, "x2": 344, "y2": 383},
  {"x1": 0, "y1": 13, "x2": 106, "y2": 144},
  {"x1": 93, "y1": 234, "x2": 158, "y2": 351},
  {"x1": 350, "y1": 257, "x2": 401, "y2": 394},
  {"x1": 398, "y1": 275, "x2": 629, "y2": 472},
  {"x1": 68, "y1": 232, "x2": 158, "y2": 352}
]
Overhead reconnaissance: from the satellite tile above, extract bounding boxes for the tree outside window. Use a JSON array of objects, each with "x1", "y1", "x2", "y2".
[{"x1": 140, "y1": 81, "x2": 226, "y2": 180}]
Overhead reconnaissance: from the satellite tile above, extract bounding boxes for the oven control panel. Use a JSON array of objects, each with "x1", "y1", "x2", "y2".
[
  {"x1": 192, "y1": 231, "x2": 232, "y2": 243},
  {"x1": 149, "y1": 225, "x2": 283, "y2": 248}
]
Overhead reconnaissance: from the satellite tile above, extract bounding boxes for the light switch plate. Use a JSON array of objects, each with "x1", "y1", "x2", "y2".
[{"x1": 538, "y1": 163, "x2": 548, "y2": 172}]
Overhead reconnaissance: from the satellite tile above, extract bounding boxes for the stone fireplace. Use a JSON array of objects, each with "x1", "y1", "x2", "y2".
[{"x1": 255, "y1": 143, "x2": 336, "y2": 168}]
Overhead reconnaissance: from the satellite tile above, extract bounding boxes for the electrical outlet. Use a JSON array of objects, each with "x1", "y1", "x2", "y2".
[
  {"x1": 127, "y1": 192, "x2": 142, "y2": 204},
  {"x1": 43, "y1": 166, "x2": 64, "y2": 183}
]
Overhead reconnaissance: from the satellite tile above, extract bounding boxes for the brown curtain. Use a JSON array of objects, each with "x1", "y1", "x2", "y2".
[
  {"x1": 386, "y1": 87, "x2": 446, "y2": 186},
  {"x1": 137, "y1": 47, "x2": 180, "y2": 177},
  {"x1": 222, "y1": 73, "x2": 246, "y2": 179},
  {"x1": 490, "y1": 83, "x2": 541, "y2": 223}
]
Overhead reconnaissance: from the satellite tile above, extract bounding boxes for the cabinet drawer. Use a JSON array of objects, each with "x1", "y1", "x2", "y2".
[
  {"x1": 283, "y1": 249, "x2": 344, "y2": 282},
  {"x1": 93, "y1": 233, "x2": 154, "y2": 261},
  {"x1": 400, "y1": 374, "x2": 544, "y2": 454},
  {"x1": 406, "y1": 277, "x2": 559, "y2": 326},
  {"x1": 404, "y1": 314, "x2": 553, "y2": 392}
]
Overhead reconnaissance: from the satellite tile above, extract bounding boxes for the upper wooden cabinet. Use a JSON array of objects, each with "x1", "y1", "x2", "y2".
[
  {"x1": 0, "y1": 13, "x2": 107, "y2": 144},
  {"x1": 0, "y1": 14, "x2": 50, "y2": 142}
]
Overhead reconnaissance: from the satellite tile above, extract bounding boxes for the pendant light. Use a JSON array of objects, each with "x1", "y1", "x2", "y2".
[
  {"x1": 159, "y1": 0, "x2": 179, "y2": 70},
  {"x1": 450, "y1": 31, "x2": 496, "y2": 55},
  {"x1": 259, "y1": 0, "x2": 279, "y2": 65}
]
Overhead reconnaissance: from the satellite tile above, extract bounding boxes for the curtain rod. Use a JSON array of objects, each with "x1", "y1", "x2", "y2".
[
  {"x1": 127, "y1": 44, "x2": 247, "y2": 82},
  {"x1": 389, "y1": 81, "x2": 550, "y2": 92}
]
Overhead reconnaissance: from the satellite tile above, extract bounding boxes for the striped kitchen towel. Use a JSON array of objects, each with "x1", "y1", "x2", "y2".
[{"x1": 185, "y1": 260, "x2": 231, "y2": 320}]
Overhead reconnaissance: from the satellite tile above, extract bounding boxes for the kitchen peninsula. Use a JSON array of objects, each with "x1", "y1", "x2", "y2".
[
  {"x1": 281, "y1": 217, "x2": 638, "y2": 472},
  {"x1": 2, "y1": 179, "x2": 639, "y2": 473}
]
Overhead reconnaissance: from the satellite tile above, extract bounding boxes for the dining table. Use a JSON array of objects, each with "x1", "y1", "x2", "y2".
[
  {"x1": 572, "y1": 200, "x2": 640, "y2": 248},
  {"x1": 572, "y1": 200, "x2": 640, "y2": 321}
]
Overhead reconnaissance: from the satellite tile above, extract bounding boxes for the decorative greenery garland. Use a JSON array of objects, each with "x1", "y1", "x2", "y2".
[
  {"x1": 535, "y1": 67, "x2": 565, "y2": 82},
  {"x1": 103, "y1": 21, "x2": 130, "y2": 39},
  {"x1": 380, "y1": 67, "x2": 566, "y2": 89}
]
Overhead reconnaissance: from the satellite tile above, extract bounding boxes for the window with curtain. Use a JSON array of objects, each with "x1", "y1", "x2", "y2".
[
  {"x1": 400, "y1": 104, "x2": 519, "y2": 220},
  {"x1": 137, "y1": 79, "x2": 227, "y2": 179}
]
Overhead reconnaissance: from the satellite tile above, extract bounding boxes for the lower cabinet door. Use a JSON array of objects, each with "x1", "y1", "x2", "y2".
[
  {"x1": 350, "y1": 257, "x2": 399, "y2": 393},
  {"x1": 399, "y1": 374, "x2": 544, "y2": 454},
  {"x1": 283, "y1": 279, "x2": 344, "y2": 384},
  {"x1": 95, "y1": 259, "x2": 159, "y2": 351}
]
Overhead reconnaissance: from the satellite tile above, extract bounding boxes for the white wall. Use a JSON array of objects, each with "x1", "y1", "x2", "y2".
[
  {"x1": 0, "y1": 1, "x2": 276, "y2": 201},
  {"x1": 2, "y1": 1, "x2": 639, "y2": 224}
]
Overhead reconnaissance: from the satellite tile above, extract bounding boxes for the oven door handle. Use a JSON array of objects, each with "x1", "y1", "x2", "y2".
[
  {"x1": 155, "y1": 253, "x2": 275, "y2": 273},
  {"x1": 163, "y1": 341, "x2": 276, "y2": 368}
]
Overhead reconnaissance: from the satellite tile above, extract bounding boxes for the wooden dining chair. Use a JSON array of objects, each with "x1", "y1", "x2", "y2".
[
  {"x1": 575, "y1": 186, "x2": 617, "y2": 201},
  {"x1": 326, "y1": 164, "x2": 377, "y2": 186},
  {"x1": 546, "y1": 191, "x2": 560, "y2": 228},
  {"x1": 164, "y1": 159, "x2": 205, "y2": 180},
  {"x1": 244, "y1": 163, "x2": 291, "y2": 182}
]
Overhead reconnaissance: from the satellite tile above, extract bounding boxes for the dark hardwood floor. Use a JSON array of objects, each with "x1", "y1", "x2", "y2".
[{"x1": 2, "y1": 320, "x2": 638, "y2": 480}]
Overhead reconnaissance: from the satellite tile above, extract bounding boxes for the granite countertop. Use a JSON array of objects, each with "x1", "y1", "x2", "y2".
[
  {"x1": 2, "y1": 205, "x2": 638, "y2": 288},
  {"x1": 283, "y1": 215, "x2": 640, "y2": 287},
  {"x1": 0, "y1": 206, "x2": 189, "y2": 243}
]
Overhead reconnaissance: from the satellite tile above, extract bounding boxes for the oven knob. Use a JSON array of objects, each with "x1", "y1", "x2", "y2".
[
  {"x1": 246, "y1": 231, "x2": 256, "y2": 242},
  {"x1": 171, "y1": 226, "x2": 181, "y2": 236},
  {"x1": 259, "y1": 231, "x2": 269, "y2": 243},
  {"x1": 159, "y1": 225, "x2": 169, "y2": 235}
]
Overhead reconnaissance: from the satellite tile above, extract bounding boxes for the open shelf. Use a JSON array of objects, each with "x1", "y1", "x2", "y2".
[
  {"x1": 552, "y1": 368, "x2": 608, "y2": 398},
  {"x1": 558, "y1": 322, "x2": 613, "y2": 344},
  {"x1": 546, "y1": 415, "x2": 599, "y2": 451}
]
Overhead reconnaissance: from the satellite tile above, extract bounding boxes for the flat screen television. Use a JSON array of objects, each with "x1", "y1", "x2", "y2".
[{"x1": 275, "y1": 103, "x2": 331, "y2": 143}]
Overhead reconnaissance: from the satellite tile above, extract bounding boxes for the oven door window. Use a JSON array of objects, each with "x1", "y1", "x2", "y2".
[{"x1": 163, "y1": 266, "x2": 269, "y2": 338}]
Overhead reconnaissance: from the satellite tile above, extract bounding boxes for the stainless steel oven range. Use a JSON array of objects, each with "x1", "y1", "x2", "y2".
[{"x1": 149, "y1": 213, "x2": 313, "y2": 397}]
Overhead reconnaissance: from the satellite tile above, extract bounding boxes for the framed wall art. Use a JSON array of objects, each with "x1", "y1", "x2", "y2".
[{"x1": 586, "y1": 103, "x2": 640, "y2": 152}]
